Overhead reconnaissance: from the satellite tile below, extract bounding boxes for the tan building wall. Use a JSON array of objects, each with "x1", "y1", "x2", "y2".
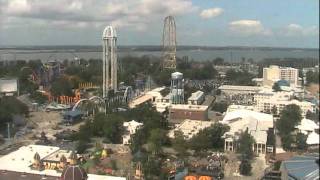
[{"x1": 169, "y1": 108, "x2": 208, "y2": 121}]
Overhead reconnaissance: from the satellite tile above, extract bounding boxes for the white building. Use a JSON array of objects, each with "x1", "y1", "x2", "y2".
[
  {"x1": 226, "y1": 105, "x2": 254, "y2": 113},
  {"x1": 263, "y1": 65, "x2": 299, "y2": 87},
  {"x1": 168, "y1": 119, "x2": 214, "y2": 139},
  {"x1": 296, "y1": 118, "x2": 319, "y2": 146},
  {"x1": 254, "y1": 98, "x2": 316, "y2": 117},
  {"x1": 218, "y1": 85, "x2": 261, "y2": 96},
  {"x1": 0, "y1": 78, "x2": 18, "y2": 96},
  {"x1": 0, "y1": 145, "x2": 126, "y2": 180},
  {"x1": 188, "y1": 90, "x2": 205, "y2": 105},
  {"x1": 122, "y1": 120, "x2": 143, "y2": 144},
  {"x1": 129, "y1": 87, "x2": 171, "y2": 113},
  {"x1": 222, "y1": 110, "x2": 273, "y2": 154},
  {"x1": 253, "y1": 88, "x2": 317, "y2": 117}
]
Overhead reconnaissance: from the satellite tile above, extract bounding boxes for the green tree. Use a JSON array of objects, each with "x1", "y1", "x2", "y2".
[
  {"x1": 189, "y1": 123, "x2": 230, "y2": 151},
  {"x1": 296, "y1": 132, "x2": 307, "y2": 151},
  {"x1": 276, "y1": 104, "x2": 302, "y2": 137},
  {"x1": 50, "y1": 77, "x2": 73, "y2": 96},
  {"x1": 225, "y1": 70, "x2": 256, "y2": 86},
  {"x1": 272, "y1": 82, "x2": 282, "y2": 92},
  {"x1": 281, "y1": 134, "x2": 294, "y2": 151},
  {"x1": 306, "y1": 110, "x2": 319, "y2": 122},
  {"x1": 212, "y1": 102, "x2": 228, "y2": 113},
  {"x1": 213, "y1": 57, "x2": 224, "y2": 65},
  {"x1": 172, "y1": 131, "x2": 188, "y2": 158},
  {"x1": 30, "y1": 91, "x2": 47, "y2": 104},
  {"x1": 276, "y1": 104, "x2": 302, "y2": 150},
  {"x1": 0, "y1": 97, "x2": 29, "y2": 126},
  {"x1": 306, "y1": 71, "x2": 319, "y2": 84},
  {"x1": 239, "y1": 159, "x2": 252, "y2": 176},
  {"x1": 271, "y1": 105, "x2": 278, "y2": 115},
  {"x1": 237, "y1": 128, "x2": 255, "y2": 160},
  {"x1": 147, "y1": 128, "x2": 168, "y2": 154}
]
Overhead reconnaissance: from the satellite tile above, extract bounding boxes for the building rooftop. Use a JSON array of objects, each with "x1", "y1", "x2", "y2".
[
  {"x1": 171, "y1": 104, "x2": 208, "y2": 111},
  {"x1": 168, "y1": 119, "x2": 214, "y2": 139},
  {"x1": 306, "y1": 131, "x2": 320, "y2": 145},
  {"x1": 188, "y1": 90, "x2": 204, "y2": 101},
  {"x1": 0, "y1": 78, "x2": 18, "y2": 93},
  {"x1": 218, "y1": 85, "x2": 261, "y2": 91},
  {"x1": 128, "y1": 94, "x2": 153, "y2": 108},
  {"x1": 281, "y1": 154, "x2": 319, "y2": 180},
  {"x1": 296, "y1": 118, "x2": 319, "y2": 134},
  {"x1": 42, "y1": 149, "x2": 72, "y2": 163},
  {"x1": 0, "y1": 145, "x2": 126, "y2": 180},
  {"x1": 222, "y1": 110, "x2": 273, "y2": 144},
  {"x1": 222, "y1": 109, "x2": 273, "y2": 124}
]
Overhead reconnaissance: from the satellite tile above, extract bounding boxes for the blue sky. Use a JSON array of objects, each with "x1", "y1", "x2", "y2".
[{"x1": 0, "y1": 0, "x2": 319, "y2": 48}]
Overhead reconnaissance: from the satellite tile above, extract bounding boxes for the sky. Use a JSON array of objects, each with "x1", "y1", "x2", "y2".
[{"x1": 0, "y1": 0, "x2": 319, "y2": 48}]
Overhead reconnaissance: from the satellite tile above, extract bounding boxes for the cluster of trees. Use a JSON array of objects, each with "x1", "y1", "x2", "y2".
[
  {"x1": 306, "y1": 71, "x2": 319, "y2": 84},
  {"x1": 188, "y1": 123, "x2": 230, "y2": 152},
  {"x1": 237, "y1": 129, "x2": 255, "y2": 176},
  {"x1": 73, "y1": 112, "x2": 125, "y2": 153},
  {"x1": 50, "y1": 76, "x2": 74, "y2": 96},
  {"x1": 0, "y1": 97, "x2": 29, "y2": 127},
  {"x1": 272, "y1": 82, "x2": 282, "y2": 92},
  {"x1": 306, "y1": 110, "x2": 319, "y2": 122},
  {"x1": 64, "y1": 59, "x2": 103, "y2": 85},
  {"x1": 225, "y1": 69, "x2": 256, "y2": 86},
  {"x1": 276, "y1": 104, "x2": 304, "y2": 151},
  {"x1": 212, "y1": 101, "x2": 229, "y2": 113},
  {"x1": 260, "y1": 58, "x2": 318, "y2": 69},
  {"x1": 177, "y1": 60, "x2": 218, "y2": 80}
]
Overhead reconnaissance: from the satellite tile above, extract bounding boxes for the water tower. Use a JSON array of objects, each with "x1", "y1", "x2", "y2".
[{"x1": 170, "y1": 72, "x2": 184, "y2": 104}]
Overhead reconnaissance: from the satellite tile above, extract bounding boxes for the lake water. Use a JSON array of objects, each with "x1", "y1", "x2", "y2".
[{"x1": 0, "y1": 48, "x2": 318, "y2": 62}]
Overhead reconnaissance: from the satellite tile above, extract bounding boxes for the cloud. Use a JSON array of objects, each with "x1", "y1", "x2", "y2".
[
  {"x1": 0, "y1": 0, "x2": 197, "y2": 31},
  {"x1": 200, "y1": 8, "x2": 223, "y2": 19},
  {"x1": 284, "y1": 23, "x2": 319, "y2": 36},
  {"x1": 229, "y1": 20, "x2": 272, "y2": 36}
]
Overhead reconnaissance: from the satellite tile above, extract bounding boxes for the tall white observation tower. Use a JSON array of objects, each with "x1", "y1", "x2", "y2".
[{"x1": 102, "y1": 26, "x2": 118, "y2": 98}]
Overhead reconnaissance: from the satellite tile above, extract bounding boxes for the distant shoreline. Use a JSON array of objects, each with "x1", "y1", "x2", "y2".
[{"x1": 0, "y1": 45, "x2": 318, "y2": 52}]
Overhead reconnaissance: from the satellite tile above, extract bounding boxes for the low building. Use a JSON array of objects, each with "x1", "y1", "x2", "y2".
[
  {"x1": 0, "y1": 145, "x2": 126, "y2": 180},
  {"x1": 255, "y1": 98, "x2": 317, "y2": 117},
  {"x1": 169, "y1": 104, "x2": 209, "y2": 121},
  {"x1": 129, "y1": 87, "x2": 171, "y2": 113},
  {"x1": 168, "y1": 119, "x2": 214, "y2": 139},
  {"x1": 226, "y1": 105, "x2": 254, "y2": 113},
  {"x1": 280, "y1": 154, "x2": 319, "y2": 180},
  {"x1": 218, "y1": 85, "x2": 261, "y2": 96},
  {"x1": 0, "y1": 78, "x2": 18, "y2": 96},
  {"x1": 296, "y1": 118, "x2": 319, "y2": 147},
  {"x1": 188, "y1": 90, "x2": 205, "y2": 105},
  {"x1": 122, "y1": 120, "x2": 143, "y2": 145},
  {"x1": 222, "y1": 110, "x2": 273, "y2": 154}
]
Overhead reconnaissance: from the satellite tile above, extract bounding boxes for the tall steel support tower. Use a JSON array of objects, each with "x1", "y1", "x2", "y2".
[
  {"x1": 162, "y1": 16, "x2": 177, "y2": 69},
  {"x1": 102, "y1": 26, "x2": 118, "y2": 98},
  {"x1": 170, "y1": 72, "x2": 184, "y2": 104}
]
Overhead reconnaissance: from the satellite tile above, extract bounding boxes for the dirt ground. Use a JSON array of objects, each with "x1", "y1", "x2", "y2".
[
  {"x1": 224, "y1": 152, "x2": 267, "y2": 180},
  {"x1": 27, "y1": 111, "x2": 84, "y2": 140},
  {"x1": 0, "y1": 111, "x2": 85, "y2": 154}
]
